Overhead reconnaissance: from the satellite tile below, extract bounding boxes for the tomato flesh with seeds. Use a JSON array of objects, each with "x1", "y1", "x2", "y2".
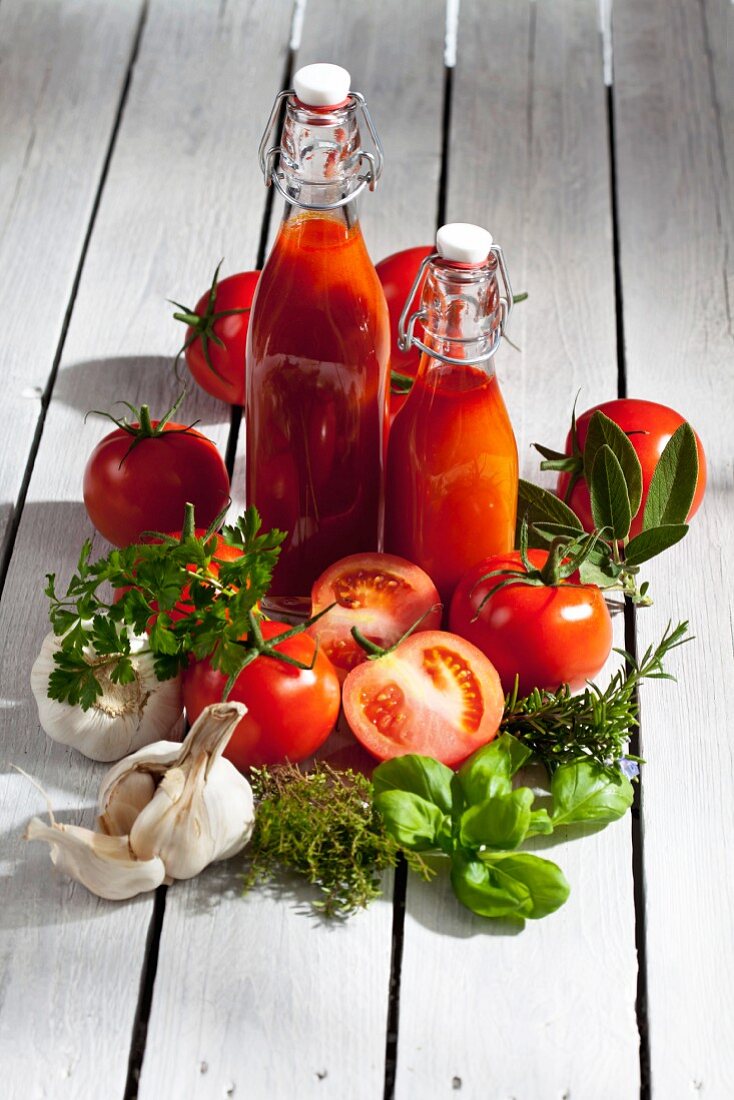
[
  {"x1": 342, "y1": 631, "x2": 504, "y2": 766},
  {"x1": 307, "y1": 552, "x2": 442, "y2": 681}
]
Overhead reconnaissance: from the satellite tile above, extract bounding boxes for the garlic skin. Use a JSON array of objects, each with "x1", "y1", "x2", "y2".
[
  {"x1": 25, "y1": 816, "x2": 166, "y2": 901},
  {"x1": 30, "y1": 631, "x2": 184, "y2": 762},
  {"x1": 100, "y1": 702, "x2": 255, "y2": 880}
]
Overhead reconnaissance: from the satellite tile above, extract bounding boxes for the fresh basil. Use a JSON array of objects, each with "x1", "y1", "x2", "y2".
[
  {"x1": 550, "y1": 760, "x2": 633, "y2": 826},
  {"x1": 372, "y1": 753, "x2": 454, "y2": 814},
  {"x1": 458, "y1": 788, "x2": 534, "y2": 851},
  {"x1": 451, "y1": 851, "x2": 570, "y2": 920},
  {"x1": 373, "y1": 789, "x2": 450, "y2": 851},
  {"x1": 457, "y1": 732, "x2": 532, "y2": 805},
  {"x1": 373, "y1": 735, "x2": 633, "y2": 926},
  {"x1": 643, "y1": 422, "x2": 699, "y2": 529}
]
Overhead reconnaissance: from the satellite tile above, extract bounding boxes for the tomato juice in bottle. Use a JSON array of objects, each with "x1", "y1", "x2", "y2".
[
  {"x1": 247, "y1": 64, "x2": 389, "y2": 605},
  {"x1": 384, "y1": 223, "x2": 518, "y2": 605}
]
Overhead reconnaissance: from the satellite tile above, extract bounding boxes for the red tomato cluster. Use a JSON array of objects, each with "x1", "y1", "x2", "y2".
[{"x1": 80, "y1": 257, "x2": 706, "y2": 778}]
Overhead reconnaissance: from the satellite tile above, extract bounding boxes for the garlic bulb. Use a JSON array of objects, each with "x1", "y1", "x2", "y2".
[
  {"x1": 25, "y1": 702, "x2": 255, "y2": 899},
  {"x1": 24, "y1": 817, "x2": 166, "y2": 901},
  {"x1": 99, "y1": 702, "x2": 255, "y2": 880},
  {"x1": 30, "y1": 630, "x2": 184, "y2": 762}
]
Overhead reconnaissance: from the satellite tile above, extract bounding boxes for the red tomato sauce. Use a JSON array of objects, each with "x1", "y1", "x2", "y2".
[
  {"x1": 246, "y1": 212, "x2": 389, "y2": 596},
  {"x1": 385, "y1": 361, "x2": 518, "y2": 605}
]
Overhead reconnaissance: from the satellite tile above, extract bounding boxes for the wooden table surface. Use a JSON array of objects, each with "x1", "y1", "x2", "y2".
[{"x1": 1, "y1": 1, "x2": 732, "y2": 1097}]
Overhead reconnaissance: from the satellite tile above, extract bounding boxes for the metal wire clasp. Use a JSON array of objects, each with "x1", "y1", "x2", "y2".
[
  {"x1": 257, "y1": 90, "x2": 384, "y2": 211},
  {"x1": 397, "y1": 246, "x2": 515, "y2": 365}
]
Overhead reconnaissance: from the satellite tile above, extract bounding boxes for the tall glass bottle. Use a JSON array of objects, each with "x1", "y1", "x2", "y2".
[
  {"x1": 384, "y1": 223, "x2": 518, "y2": 605},
  {"x1": 246, "y1": 64, "x2": 389, "y2": 608}
]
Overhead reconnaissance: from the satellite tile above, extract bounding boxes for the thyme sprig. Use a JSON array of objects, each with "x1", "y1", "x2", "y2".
[
  {"x1": 244, "y1": 762, "x2": 432, "y2": 917},
  {"x1": 500, "y1": 620, "x2": 690, "y2": 771}
]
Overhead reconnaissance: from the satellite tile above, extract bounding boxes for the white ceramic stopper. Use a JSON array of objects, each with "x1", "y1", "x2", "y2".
[
  {"x1": 436, "y1": 223, "x2": 493, "y2": 264},
  {"x1": 293, "y1": 63, "x2": 351, "y2": 107}
]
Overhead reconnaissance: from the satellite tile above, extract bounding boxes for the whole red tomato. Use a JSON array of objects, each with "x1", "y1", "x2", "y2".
[
  {"x1": 375, "y1": 246, "x2": 432, "y2": 421},
  {"x1": 174, "y1": 266, "x2": 259, "y2": 406},
  {"x1": 556, "y1": 399, "x2": 706, "y2": 539},
  {"x1": 182, "y1": 621, "x2": 341, "y2": 771},
  {"x1": 449, "y1": 550, "x2": 613, "y2": 695},
  {"x1": 83, "y1": 404, "x2": 230, "y2": 547}
]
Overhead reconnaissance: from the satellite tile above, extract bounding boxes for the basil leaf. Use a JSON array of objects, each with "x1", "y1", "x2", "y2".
[
  {"x1": 583, "y1": 410, "x2": 644, "y2": 518},
  {"x1": 459, "y1": 788, "x2": 534, "y2": 851},
  {"x1": 374, "y1": 790, "x2": 449, "y2": 851},
  {"x1": 457, "y1": 734, "x2": 532, "y2": 806},
  {"x1": 643, "y1": 422, "x2": 699, "y2": 529},
  {"x1": 516, "y1": 480, "x2": 583, "y2": 548},
  {"x1": 551, "y1": 760, "x2": 633, "y2": 826},
  {"x1": 624, "y1": 523, "x2": 688, "y2": 566},
  {"x1": 590, "y1": 445, "x2": 632, "y2": 540},
  {"x1": 526, "y1": 807, "x2": 554, "y2": 837},
  {"x1": 450, "y1": 852, "x2": 531, "y2": 919},
  {"x1": 451, "y1": 851, "x2": 569, "y2": 920},
  {"x1": 488, "y1": 853, "x2": 570, "y2": 919},
  {"x1": 372, "y1": 754, "x2": 454, "y2": 814}
]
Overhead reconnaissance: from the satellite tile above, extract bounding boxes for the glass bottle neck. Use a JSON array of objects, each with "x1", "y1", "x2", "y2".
[
  {"x1": 279, "y1": 97, "x2": 364, "y2": 211},
  {"x1": 420, "y1": 258, "x2": 503, "y2": 373}
]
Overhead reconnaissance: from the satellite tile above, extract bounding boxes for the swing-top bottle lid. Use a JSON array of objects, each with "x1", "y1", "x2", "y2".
[
  {"x1": 436, "y1": 223, "x2": 494, "y2": 264},
  {"x1": 293, "y1": 63, "x2": 351, "y2": 108}
]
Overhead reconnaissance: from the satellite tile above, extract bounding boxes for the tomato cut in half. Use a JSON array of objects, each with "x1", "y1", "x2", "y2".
[
  {"x1": 307, "y1": 552, "x2": 442, "y2": 681},
  {"x1": 342, "y1": 631, "x2": 504, "y2": 766}
]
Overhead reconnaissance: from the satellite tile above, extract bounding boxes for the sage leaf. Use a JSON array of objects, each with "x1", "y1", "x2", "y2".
[
  {"x1": 643, "y1": 422, "x2": 699, "y2": 529},
  {"x1": 551, "y1": 760, "x2": 633, "y2": 826},
  {"x1": 459, "y1": 788, "x2": 534, "y2": 851},
  {"x1": 457, "y1": 734, "x2": 532, "y2": 806},
  {"x1": 624, "y1": 523, "x2": 688, "y2": 566},
  {"x1": 374, "y1": 790, "x2": 449, "y2": 851},
  {"x1": 516, "y1": 480, "x2": 583, "y2": 549},
  {"x1": 583, "y1": 410, "x2": 644, "y2": 518},
  {"x1": 372, "y1": 754, "x2": 454, "y2": 814},
  {"x1": 590, "y1": 445, "x2": 632, "y2": 540}
]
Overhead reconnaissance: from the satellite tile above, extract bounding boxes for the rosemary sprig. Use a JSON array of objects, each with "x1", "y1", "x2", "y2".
[
  {"x1": 243, "y1": 762, "x2": 431, "y2": 917},
  {"x1": 500, "y1": 620, "x2": 690, "y2": 771}
]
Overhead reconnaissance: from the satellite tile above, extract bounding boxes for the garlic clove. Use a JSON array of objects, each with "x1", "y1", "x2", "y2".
[
  {"x1": 98, "y1": 740, "x2": 181, "y2": 836},
  {"x1": 128, "y1": 702, "x2": 255, "y2": 880},
  {"x1": 25, "y1": 816, "x2": 165, "y2": 900},
  {"x1": 31, "y1": 631, "x2": 184, "y2": 762}
]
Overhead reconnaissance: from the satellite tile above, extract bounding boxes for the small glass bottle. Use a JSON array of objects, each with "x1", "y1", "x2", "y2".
[
  {"x1": 246, "y1": 64, "x2": 389, "y2": 610},
  {"x1": 384, "y1": 223, "x2": 518, "y2": 605}
]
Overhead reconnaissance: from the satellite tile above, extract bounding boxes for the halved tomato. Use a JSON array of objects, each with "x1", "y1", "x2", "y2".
[
  {"x1": 307, "y1": 552, "x2": 442, "y2": 681},
  {"x1": 342, "y1": 631, "x2": 504, "y2": 766}
]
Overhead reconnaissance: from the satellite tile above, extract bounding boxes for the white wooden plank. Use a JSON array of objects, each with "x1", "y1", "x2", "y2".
[
  {"x1": 0, "y1": 0, "x2": 288, "y2": 1092},
  {"x1": 614, "y1": 1, "x2": 734, "y2": 1094},
  {"x1": 395, "y1": 3, "x2": 640, "y2": 1096},
  {"x1": 0, "y1": 0, "x2": 144, "y2": 560},
  {"x1": 147, "y1": 3, "x2": 446, "y2": 1096}
]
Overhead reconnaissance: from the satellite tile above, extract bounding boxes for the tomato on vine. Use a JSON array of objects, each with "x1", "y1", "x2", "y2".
[
  {"x1": 537, "y1": 398, "x2": 707, "y2": 539},
  {"x1": 172, "y1": 262, "x2": 259, "y2": 406},
  {"x1": 183, "y1": 619, "x2": 341, "y2": 771},
  {"x1": 83, "y1": 393, "x2": 230, "y2": 547},
  {"x1": 449, "y1": 537, "x2": 613, "y2": 696}
]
